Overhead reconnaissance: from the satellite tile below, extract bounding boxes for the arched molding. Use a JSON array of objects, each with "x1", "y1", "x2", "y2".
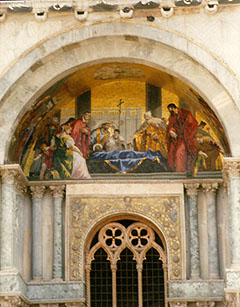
[{"x1": 0, "y1": 22, "x2": 240, "y2": 162}]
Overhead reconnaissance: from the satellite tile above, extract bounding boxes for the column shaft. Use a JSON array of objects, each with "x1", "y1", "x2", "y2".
[
  {"x1": 50, "y1": 185, "x2": 65, "y2": 280},
  {"x1": 0, "y1": 181, "x2": 15, "y2": 268},
  {"x1": 53, "y1": 196, "x2": 63, "y2": 279},
  {"x1": 203, "y1": 183, "x2": 220, "y2": 278},
  {"x1": 30, "y1": 185, "x2": 45, "y2": 280},
  {"x1": 185, "y1": 184, "x2": 200, "y2": 279}
]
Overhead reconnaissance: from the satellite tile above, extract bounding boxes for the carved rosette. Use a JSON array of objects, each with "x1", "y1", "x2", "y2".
[
  {"x1": 49, "y1": 185, "x2": 65, "y2": 198},
  {"x1": 30, "y1": 185, "x2": 46, "y2": 199},
  {"x1": 69, "y1": 196, "x2": 182, "y2": 281}
]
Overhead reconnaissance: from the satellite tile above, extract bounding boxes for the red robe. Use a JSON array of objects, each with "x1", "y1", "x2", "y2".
[
  {"x1": 167, "y1": 108, "x2": 198, "y2": 172},
  {"x1": 70, "y1": 117, "x2": 90, "y2": 158}
]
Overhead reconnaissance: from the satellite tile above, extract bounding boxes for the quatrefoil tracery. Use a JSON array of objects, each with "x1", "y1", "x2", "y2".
[{"x1": 97, "y1": 222, "x2": 157, "y2": 263}]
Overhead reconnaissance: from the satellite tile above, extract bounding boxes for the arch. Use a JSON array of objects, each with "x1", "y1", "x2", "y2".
[
  {"x1": 0, "y1": 22, "x2": 240, "y2": 164},
  {"x1": 85, "y1": 219, "x2": 167, "y2": 307}
]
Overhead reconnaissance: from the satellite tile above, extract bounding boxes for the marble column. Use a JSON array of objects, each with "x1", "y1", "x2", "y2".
[
  {"x1": 202, "y1": 183, "x2": 220, "y2": 279},
  {"x1": 50, "y1": 185, "x2": 65, "y2": 281},
  {"x1": 0, "y1": 169, "x2": 18, "y2": 270},
  {"x1": 30, "y1": 185, "x2": 46, "y2": 281},
  {"x1": 223, "y1": 159, "x2": 240, "y2": 268},
  {"x1": 185, "y1": 183, "x2": 200, "y2": 279},
  {"x1": 15, "y1": 178, "x2": 27, "y2": 274}
]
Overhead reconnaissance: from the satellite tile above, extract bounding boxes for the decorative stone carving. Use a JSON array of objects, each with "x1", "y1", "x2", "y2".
[
  {"x1": 224, "y1": 291, "x2": 240, "y2": 307},
  {"x1": 120, "y1": 7, "x2": 134, "y2": 18},
  {"x1": 204, "y1": 1, "x2": 218, "y2": 14},
  {"x1": 30, "y1": 185, "x2": 46, "y2": 199},
  {"x1": 0, "y1": 295, "x2": 28, "y2": 307},
  {"x1": 0, "y1": 169, "x2": 18, "y2": 184},
  {"x1": 34, "y1": 11, "x2": 48, "y2": 21},
  {"x1": 15, "y1": 174, "x2": 27, "y2": 195},
  {"x1": 74, "y1": 10, "x2": 88, "y2": 21},
  {"x1": 49, "y1": 185, "x2": 65, "y2": 198},
  {"x1": 68, "y1": 196, "x2": 183, "y2": 281},
  {"x1": 184, "y1": 183, "x2": 199, "y2": 196},
  {"x1": 160, "y1": 7, "x2": 174, "y2": 18},
  {"x1": 223, "y1": 158, "x2": 240, "y2": 181},
  {"x1": 202, "y1": 183, "x2": 218, "y2": 194}
]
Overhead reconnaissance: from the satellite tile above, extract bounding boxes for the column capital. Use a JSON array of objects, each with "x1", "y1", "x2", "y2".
[
  {"x1": 15, "y1": 173, "x2": 28, "y2": 195},
  {"x1": 202, "y1": 183, "x2": 218, "y2": 193},
  {"x1": 184, "y1": 183, "x2": 200, "y2": 196},
  {"x1": 0, "y1": 169, "x2": 18, "y2": 184},
  {"x1": 223, "y1": 158, "x2": 240, "y2": 178},
  {"x1": 30, "y1": 185, "x2": 46, "y2": 199},
  {"x1": 49, "y1": 185, "x2": 65, "y2": 198}
]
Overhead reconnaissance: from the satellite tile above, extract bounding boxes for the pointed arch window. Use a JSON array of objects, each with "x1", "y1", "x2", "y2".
[{"x1": 86, "y1": 221, "x2": 167, "y2": 307}]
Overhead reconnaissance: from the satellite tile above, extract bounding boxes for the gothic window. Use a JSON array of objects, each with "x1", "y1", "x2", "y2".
[{"x1": 86, "y1": 220, "x2": 167, "y2": 307}]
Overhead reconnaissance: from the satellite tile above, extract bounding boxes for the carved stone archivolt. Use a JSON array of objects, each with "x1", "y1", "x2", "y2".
[{"x1": 68, "y1": 195, "x2": 183, "y2": 281}]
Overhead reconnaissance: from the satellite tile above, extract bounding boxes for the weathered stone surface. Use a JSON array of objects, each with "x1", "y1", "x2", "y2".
[
  {"x1": 27, "y1": 282, "x2": 85, "y2": 300},
  {"x1": 168, "y1": 281, "x2": 224, "y2": 298}
]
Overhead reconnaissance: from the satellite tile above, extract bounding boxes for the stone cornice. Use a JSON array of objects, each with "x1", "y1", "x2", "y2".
[{"x1": 0, "y1": 0, "x2": 239, "y2": 21}]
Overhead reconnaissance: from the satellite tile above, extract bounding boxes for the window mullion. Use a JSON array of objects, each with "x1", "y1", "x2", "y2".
[
  {"x1": 137, "y1": 263, "x2": 143, "y2": 307},
  {"x1": 111, "y1": 264, "x2": 117, "y2": 307}
]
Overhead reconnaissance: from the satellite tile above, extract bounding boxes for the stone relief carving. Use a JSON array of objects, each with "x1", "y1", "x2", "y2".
[
  {"x1": 68, "y1": 195, "x2": 183, "y2": 281},
  {"x1": 0, "y1": 295, "x2": 28, "y2": 307},
  {"x1": 224, "y1": 291, "x2": 240, "y2": 307}
]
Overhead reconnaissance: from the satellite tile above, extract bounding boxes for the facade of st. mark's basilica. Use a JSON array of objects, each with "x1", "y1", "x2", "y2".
[{"x1": 0, "y1": 0, "x2": 240, "y2": 306}]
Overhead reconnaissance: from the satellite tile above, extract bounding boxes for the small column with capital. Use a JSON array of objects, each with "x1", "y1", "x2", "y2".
[
  {"x1": 15, "y1": 176, "x2": 27, "y2": 274},
  {"x1": 202, "y1": 183, "x2": 220, "y2": 279},
  {"x1": 50, "y1": 185, "x2": 65, "y2": 281},
  {"x1": 30, "y1": 185, "x2": 46, "y2": 281},
  {"x1": 0, "y1": 169, "x2": 18, "y2": 270},
  {"x1": 185, "y1": 183, "x2": 200, "y2": 279}
]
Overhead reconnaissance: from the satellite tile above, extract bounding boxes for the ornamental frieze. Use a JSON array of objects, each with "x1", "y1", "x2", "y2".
[{"x1": 68, "y1": 195, "x2": 183, "y2": 281}]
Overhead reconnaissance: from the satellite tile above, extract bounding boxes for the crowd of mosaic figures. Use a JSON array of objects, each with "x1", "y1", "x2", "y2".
[{"x1": 29, "y1": 103, "x2": 223, "y2": 180}]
